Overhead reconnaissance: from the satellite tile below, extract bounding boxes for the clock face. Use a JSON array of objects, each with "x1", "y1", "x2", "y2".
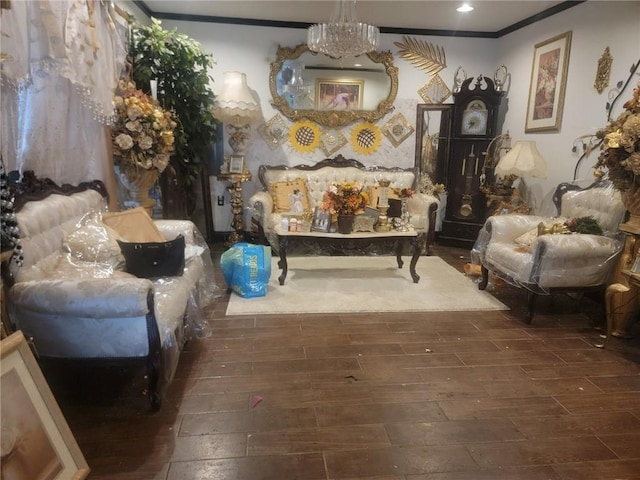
[{"x1": 461, "y1": 100, "x2": 488, "y2": 136}]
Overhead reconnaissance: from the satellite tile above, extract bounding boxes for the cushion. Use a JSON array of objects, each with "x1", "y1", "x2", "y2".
[
  {"x1": 268, "y1": 178, "x2": 310, "y2": 213},
  {"x1": 63, "y1": 213, "x2": 124, "y2": 269},
  {"x1": 102, "y1": 207, "x2": 165, "y2": 243},
  {"x1": 515, "y1": 228, "x2": 539, "y2": 247}
]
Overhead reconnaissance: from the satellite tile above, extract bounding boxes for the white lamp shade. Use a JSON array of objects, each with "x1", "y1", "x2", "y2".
[
  {"x1": 495, "y1": 141, "x2": 547, "y2": 179},
  {"x1": 213, "y1": 71, "x2": 262, "y2": 125}
]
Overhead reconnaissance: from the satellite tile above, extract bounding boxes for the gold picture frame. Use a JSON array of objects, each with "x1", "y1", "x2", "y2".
[
  {"x1": 525, "y1": 31, "x2": 572, "y2": 133},
  {"x1": 319, "y1": 128, "x2": 347, "y2": 156},
  {"x1": 0, "y1": 331, "x2": 90, "y2": 480},
  {"x1": 382, "y1": 112, "x2": 415, "y2": 147},
  {"x1": 257, "y1": 114, "x2": 289, "y2": 150},
  {"x1": 315, "y1": 78, "x2": 364, "y2": 111}
]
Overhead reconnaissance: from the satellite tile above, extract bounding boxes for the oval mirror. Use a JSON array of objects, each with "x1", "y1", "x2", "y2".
[{"x1": 269, "y1": 44, "x2": 398, "y2": 128}]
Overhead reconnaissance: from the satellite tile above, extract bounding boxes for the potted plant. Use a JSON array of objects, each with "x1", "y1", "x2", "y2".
[
  {"x1": 127, "y1": 18, "x2": 217, "y2": 216},
  {"x1": 322, "y1": 182, "x2": 369, "y2": 233}
]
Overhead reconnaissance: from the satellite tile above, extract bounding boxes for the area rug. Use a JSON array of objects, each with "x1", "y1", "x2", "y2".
[{"x1": 225, "y1": 256, "x2": 508, "y2": 315}]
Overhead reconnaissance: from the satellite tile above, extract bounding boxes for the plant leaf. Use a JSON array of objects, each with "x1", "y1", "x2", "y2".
[{"x1": 393, "y1": 36, "x2": 447, "y2": 75}]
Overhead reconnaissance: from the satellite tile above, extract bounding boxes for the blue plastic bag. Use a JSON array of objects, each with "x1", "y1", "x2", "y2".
[{"x1": 220, "y1": 243, "x2": 272, "y2": 298}]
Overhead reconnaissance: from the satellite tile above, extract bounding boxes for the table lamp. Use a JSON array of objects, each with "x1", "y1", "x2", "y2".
[
  {"x1": 494, "y1": 140, "x2": 547, "y2": 210},
  {"x1": 212, "y1": 71, "x2": 262, "y2": 171}
]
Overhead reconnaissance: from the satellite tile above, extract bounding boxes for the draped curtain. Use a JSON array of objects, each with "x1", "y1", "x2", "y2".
[{"x1": 0, "y1": 0, "x2": 129, "y2": 210}]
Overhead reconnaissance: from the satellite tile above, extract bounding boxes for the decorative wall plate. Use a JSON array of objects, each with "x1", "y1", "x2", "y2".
[
  {"x1": 351, "y1": 122, "x2": 382, "y2": 155},
  {"x1": 418, "y1": 74, "x2": 451, "y2": 104},
  {"x1": 382, "y1": 112, "x2": 415, "y2": 147},
  {"x1": 257, "y1": 114, "x2": 288, "y2": 150},
  {"x1": 319, "y1": 128, "x2": 347, "y2": 156},
  {"x1": 289, "y1": 120, "x2": 321, "y2": 153}
]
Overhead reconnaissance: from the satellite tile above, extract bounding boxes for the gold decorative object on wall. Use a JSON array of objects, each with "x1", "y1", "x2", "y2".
[
  {"x1": 257, "y1": 114, "x2": 289, "y2": 150},
  {"x1": 594, "y1": 46, "x2": 613, "y2": 94},
  {"x1": 289, "y1": 120, "x2": 321, "y2": 153},
  {"x1": 320, "y1": 128, "x2": 348, "y2": 156},
  {"x1": 351, "y1": 122, "x2": 382, "y2": 155},
  {"x1": 382, "y1": 112, "x2": 415, "y2": 147},
  {"x1": 418, "y1": 74, "x2": 451, "y2": 104},
  {"x1": 393, "y1": 35, "x2": 447, "y2": 76},
  {"x1": 269, "y1": 44, "x2": 399, "y2": 128}
]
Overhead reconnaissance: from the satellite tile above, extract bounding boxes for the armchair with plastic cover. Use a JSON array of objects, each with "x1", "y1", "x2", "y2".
[{"x1": 471, "y1": 180, "x2": 627, "y2": 323}]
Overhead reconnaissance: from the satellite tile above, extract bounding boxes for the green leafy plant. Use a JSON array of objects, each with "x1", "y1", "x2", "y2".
[
  {"x1": 564, "y1": 216, "x2": 604, "y2": 235},
  {"x1": 128, "y1": 18, "x2": 217, "y2": 190}
]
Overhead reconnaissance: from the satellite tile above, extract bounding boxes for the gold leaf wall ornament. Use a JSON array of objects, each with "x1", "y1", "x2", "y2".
[
  {"x1": 594, "y1": 46, "x2": 613, "y2": 94},
  {"x1": 393, "y1": 36, "x2": 447, "y2": 75}
]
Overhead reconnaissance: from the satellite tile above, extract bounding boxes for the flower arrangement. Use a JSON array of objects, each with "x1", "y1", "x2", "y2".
[
  {"x1": 594, "y1": 81, "x2": 640, "y2": 191},
  {"x1": 393, "y1": 187, "x2": 415, "y2": 198},
  {"x1": 111, "y1": 80, "x2": 177, "y2": 174},
  {"x1": 322, "y1": 182, "x2": 369, "y2": 216}
]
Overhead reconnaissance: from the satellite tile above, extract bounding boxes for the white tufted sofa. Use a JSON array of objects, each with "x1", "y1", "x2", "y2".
[
  {"x1": 472, "y1": 180, "x2": 627, "y2": 323},
  {"x1": 4, "y1": 175, "x2": 215, "y2": 410},
  {"x1": 249, "y1": 155, "x2": 440, "y2": 252}
]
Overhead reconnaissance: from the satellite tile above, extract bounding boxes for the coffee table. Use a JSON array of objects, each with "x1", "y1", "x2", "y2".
[{"x1": 274, "y1": 227, "x2": 425, "y2": 285}]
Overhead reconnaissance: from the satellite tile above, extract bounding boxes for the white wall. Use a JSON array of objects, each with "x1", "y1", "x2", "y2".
[
  {"x1": 497, "y1": 1, "x2": 640, "y2": 214},
  {"x1": 156, "y1": 0, "x2": 639, "y2": 223}
]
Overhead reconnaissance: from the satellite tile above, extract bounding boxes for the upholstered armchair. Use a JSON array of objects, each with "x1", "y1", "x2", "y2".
[{"x1": 472, "y1": 180, "x2": 627, "y2": 323}]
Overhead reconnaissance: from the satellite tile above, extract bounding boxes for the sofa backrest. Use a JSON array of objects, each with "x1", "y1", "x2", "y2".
[
  {"x1": 258, "y1": 155, "x2": 417, "y2": 208},
  {"x1": 556, "y1": 180, "x2": 626, "y2": 235},
  {"x1": 16, "y1": 190, "x2": 107, "y2": 271},
  {"x1": 7, "y1": 174, "x2": 109, "y2": 277}
]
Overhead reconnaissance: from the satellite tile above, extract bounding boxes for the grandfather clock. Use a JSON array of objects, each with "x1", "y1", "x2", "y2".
[{"x1": 438, "y1": 75, "x2": 504, "y2": 247}]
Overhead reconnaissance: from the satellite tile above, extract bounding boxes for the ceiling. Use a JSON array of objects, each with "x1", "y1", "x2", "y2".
[{"x1": 137, "y1": 1, "x2": 581, "y2": 37}]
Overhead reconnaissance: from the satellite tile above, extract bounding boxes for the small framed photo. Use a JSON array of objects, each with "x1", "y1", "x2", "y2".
[
  {"x1": 311, "y1": 207, "x2": 331, "y2": 232},
  {"x1": 0, "y1": 331, "x2": 90, "y2": 479},
  {"x1": 228, "y1": 154, "x2": 244, "y2": 173}
]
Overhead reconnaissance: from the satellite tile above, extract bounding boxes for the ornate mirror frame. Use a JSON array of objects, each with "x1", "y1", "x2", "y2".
[
  {"x1": 414, "y1": 104, "x2": 453, "y2": 182},
  {"x1": 269, "y1": 44, "x2": 399, "y2": 128}
]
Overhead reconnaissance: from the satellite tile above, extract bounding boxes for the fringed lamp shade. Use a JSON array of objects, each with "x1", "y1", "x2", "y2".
[
  {"x1": 212, "y1": 71, "x2": 262, "y2": 126},
  {"x1": 495, "y1": 141, "x2": 547, "y2": 179}
]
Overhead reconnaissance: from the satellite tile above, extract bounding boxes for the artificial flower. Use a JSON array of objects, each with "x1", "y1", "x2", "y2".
[
  {"x1": 111, "y1": 80, "x2": 177, "y2": 174},
  {"x1": 594, "y1": 81, "x2": 640, "y2": 191},
  {"x1": 322, "y1": 182, "x2": 369, "y2": 217}
]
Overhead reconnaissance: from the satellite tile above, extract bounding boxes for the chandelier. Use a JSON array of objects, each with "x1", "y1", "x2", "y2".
[{"x1": 307, "y1": 0, "x2": 380, "y2": 59}]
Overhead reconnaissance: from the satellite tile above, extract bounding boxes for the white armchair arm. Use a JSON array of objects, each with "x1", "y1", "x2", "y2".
[
  {"x1": 248, "y1": 191, "x2": 274, "y2": 228},
  {"x1": 9, "y1": 278, "x2": 153, "y2": 317},
  {"x1": 407, "y1": 193, "x2": 439, "y2": 231},
  {"x1": 529, "y1": 234, "x2": 623, "y2": 287},
  {"x1": 485, "y1": 214, "x2": 547, "y2": 243}
]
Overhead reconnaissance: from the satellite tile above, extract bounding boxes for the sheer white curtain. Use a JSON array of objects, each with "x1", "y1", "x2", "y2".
[{"x1": 1, "y1": 0, "x2": 128, "y2": 210}]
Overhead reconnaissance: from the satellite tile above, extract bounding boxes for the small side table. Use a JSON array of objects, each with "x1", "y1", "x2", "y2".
[{"x1": 217, "y1": 171, "x2": 252, "y2": 245}]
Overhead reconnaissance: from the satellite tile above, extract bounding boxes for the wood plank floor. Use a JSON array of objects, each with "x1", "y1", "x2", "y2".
[{"x1": 53, "y1": 243, "x2": 640, "y2": 480}]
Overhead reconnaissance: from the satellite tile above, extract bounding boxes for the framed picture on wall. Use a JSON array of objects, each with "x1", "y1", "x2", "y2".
[
  {"x1": 315, "y1": 79, "x2": 364, "y2": 111},
  {"x1": 525, "y1": 31, "x2": 572, "y2": 133},
  {"x1": 0, "y1": 331, "x2": 90, "y2": 480}
]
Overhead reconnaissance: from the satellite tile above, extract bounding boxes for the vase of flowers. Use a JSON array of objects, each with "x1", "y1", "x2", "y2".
[
  {"x1": 322, "y1": 182, "x2": 369, "y2": 234},
  {"x1": 594, "y1": 81, "x2": 640, "y2": 338},
  {"x1": 595, "y1": 81, "x2": 640, "y2": 225},
  {"x1": 111, "y1": 80, "x2": 177, "y2": 215}
]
